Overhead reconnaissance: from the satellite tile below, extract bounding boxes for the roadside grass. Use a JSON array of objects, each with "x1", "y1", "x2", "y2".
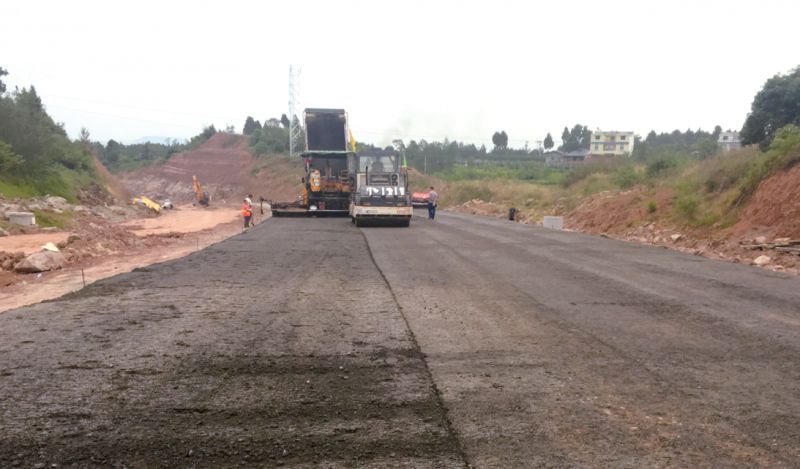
[
  {"x1": 0, "y1": 166, "x2": 94, "y2": 202},
  {"x1": 0, "y1": 179, "x2": 39, "y2": 198},
  {"x1": 437, "y1": 162, "x2": 565, "y2": 185},
  {"x1": 406, "y1": 127, "x2": 800, "y2": 229},
  {"x1": 33, "y1": 210, "x2": 75, "y2": 229}
]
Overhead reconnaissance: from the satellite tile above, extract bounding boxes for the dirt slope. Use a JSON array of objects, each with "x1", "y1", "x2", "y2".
[
  {"x1": 561, "y1": 165, "x2": 800, "y2": 273},
  {"x1": 119, "y1": 134, "x2": 300, "y2": 205},
  {"x1": 732, "y1": 163, "x2": 800, "y2": 239},
  {"x1": 91, "y1": 153, "x2": 129, "y2": 203}
]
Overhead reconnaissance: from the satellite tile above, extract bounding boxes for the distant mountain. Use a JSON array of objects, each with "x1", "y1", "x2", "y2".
[{"x1": 128, "y1": 136, "x2": 179, "y2": 145}]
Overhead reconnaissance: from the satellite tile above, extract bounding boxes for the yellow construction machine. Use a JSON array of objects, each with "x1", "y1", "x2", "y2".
[{"x1": 192, "y1": 175, "x2": 210, "y2": 206}]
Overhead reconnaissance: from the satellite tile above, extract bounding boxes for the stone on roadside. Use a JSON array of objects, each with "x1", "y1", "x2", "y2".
[
  {"x1": 754, "y1": 236, "x2": 767, "y2": 245},
  {"x1": 670, "y1": 234, "x2": 682, "y2": 242},
  {"x1": 43, "y1": 196, "x2": 69, "y2": 210},
  {"x1": 14, "y1": 251, "x2": 67, "y2": 273},
  {"x1": 752, "y1": 255, "x2": 771, "y2": 266},
  {"x1": 0, "y1": 227, "x2": 8, "y2": 237},
  {"x1": 0, "y1": 270, "x2": 14, "y2": 286}
]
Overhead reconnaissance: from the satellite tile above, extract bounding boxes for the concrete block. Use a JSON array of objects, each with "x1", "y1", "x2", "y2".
[
  {"x1": 543, "y1": 216, "x2": 564, "y2": 230},
  {"x1": 7, "y1": 212, "x2": 36, "y2": 226}
]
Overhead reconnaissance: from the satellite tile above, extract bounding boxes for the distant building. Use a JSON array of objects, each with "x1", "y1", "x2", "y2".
[
  {"x1": 718, "y1": 131, "x2": 741, "y2": 152},
  {"x1": 545, "y1": 149, "x2": 590, "y2": 168},
  {"x1": 589, "y1": 130, "x2": 635, "y2": 157}
]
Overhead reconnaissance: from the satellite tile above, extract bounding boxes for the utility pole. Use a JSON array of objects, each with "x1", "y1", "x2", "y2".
[
  {"x1": 424, "y1": 153, "x2": 427, "y2": 174},
  {"x1": 536, "y1": 139, "x2": 543, "y2": 158},
  {"x1": 288, "y1": 66, "x2": 303, "y2": 159}
]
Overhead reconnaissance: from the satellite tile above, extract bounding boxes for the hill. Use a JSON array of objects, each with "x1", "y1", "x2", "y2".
[{"x1": 119, "y1": 133, "x2": 302, "y2": 205}]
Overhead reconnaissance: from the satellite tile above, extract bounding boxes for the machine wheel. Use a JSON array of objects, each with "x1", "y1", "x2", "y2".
[
  {"x1": 355, "y1": 218, "x2": 363, "y2": 228},
  {"x1": 351, "y1": 216, "x2": 355, "y2": 224}
]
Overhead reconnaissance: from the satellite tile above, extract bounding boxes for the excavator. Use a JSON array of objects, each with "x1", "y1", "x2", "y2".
[{"x1": 192, "y1": 175, "x2": 210, "y2": 206}]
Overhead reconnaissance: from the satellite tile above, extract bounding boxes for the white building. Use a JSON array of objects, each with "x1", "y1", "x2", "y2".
[
  {"x1": 589, "y1": 130, "x2": 635, "y2": 157},
  {"x1": 718, "y1": 131, "x2": 741, "y2": 152}
]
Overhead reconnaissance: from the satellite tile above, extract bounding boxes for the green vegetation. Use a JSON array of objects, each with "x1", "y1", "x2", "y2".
[
  {"x1": 735, "y1": 124, "x2": 800, "y2": 204},
  {"x1": 436, "y1": 161, "x2": 564, "y2": 185},
  {"x1": 33, "y1": 209, "x2": 74, "y2": 229},
  {"x1": 0, "y1": 69, "x2": 97, "y2": 201},
  {"x1": 95, "y1": 125, "x2": 219, "y2": 172},
  {"x1": 741, "y1": 66, "x2": 800, "y2": 149},
  {"x1": 421, "y1": 121, "x2": 800, "y2": 231},
  {"x1": 250, "y1": 121, "x2": 290, "y2": 156}
]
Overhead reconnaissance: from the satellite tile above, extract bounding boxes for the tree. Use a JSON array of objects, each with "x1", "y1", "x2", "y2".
[
  {"x1": 280, "y1": 114, "x2": 291, "y2": 128},
  {"x1": 491, "y1": 131, "x2": 501, "y2": 148},
  {"x1": 560, "y1": 127, "x2": 570, "y2": 150},
  {"x1": 557, "y1": 124, "x2": 591, "y2": 152},
  {"x1": 741, "y1": 66, "x2": 800, "y2": 149},
  {"x1": 79, "y1": 127, "x2": 90, "y2": 143},
  {"x1": 544, "y1": 133, "x2": 554, "y2": 150},
  {"x1": 0, "y1": 67, "x2": 7, "y2": 94},
  {"x1": 711, "y1": 125, "x2": 722, "y2": 141},
  {"x1": 580, "y1": 126, "x2": 592, "y2": 149},
  {"x1": 243, "y1": 116, "x2": 257, "y2": 135},
  {"x1": 491, "y1": 130, "x2": 508, "y2": 150},
  {"x1": 0, "y1": 141, "x2": 23, "y2": 172}
]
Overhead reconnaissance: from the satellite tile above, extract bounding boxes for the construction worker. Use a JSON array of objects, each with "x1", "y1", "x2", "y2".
[
  {"x1": 242, "y1": 196, "x2": 253, "y2": 230},
  {"x1": 427, "y1": 186, "x2": 439, "y2": 220},
  {"x1": 244, "y1": 194, "x2": 254, "y2": 227}
]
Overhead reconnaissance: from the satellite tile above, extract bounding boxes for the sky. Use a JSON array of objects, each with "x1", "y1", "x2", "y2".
[{"x1": 2, "y1": 0, "x2": 798, "y2": 148}]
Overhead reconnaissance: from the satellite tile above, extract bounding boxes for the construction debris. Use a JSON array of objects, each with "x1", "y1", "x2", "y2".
[
  {"x1": 7, "y1": 212, "x2": 36, "y2": 226},
  {"x1": 42, "y1": 242, "x2": 60, "y2": 252},
  {"x1": 740, "y1": 239, "x2": 800, "y2": 250}
]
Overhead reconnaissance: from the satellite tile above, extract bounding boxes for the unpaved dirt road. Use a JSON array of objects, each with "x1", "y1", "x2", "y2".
[
  {"x1": 2, "y1": 212, "x2": 799, "y2": 467},
  {"x1": 0, "y1": 232, "x2": 70, "y2": 255}
]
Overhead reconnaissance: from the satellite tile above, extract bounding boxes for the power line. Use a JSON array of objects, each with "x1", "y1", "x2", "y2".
[
  {"x1": 41, "y1": 93, "x2": 242, "y2": 125},
  {"x1": 45, "y1": 104, "x2": 204, "y2": 130}
]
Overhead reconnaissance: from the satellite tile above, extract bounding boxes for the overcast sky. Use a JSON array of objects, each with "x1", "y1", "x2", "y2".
[{"x1": 2, "y1": 0, "x2": 798, "y2": 147}]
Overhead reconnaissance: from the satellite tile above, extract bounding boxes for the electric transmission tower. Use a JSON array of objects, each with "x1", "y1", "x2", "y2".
[{"x1": 288, "y1": 66, "x2": 303, "y2": 158}]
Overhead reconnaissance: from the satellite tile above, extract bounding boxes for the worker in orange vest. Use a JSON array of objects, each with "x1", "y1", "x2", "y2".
[{"x1": 242, "y1": 196, "x2": 253, "y2": 230}]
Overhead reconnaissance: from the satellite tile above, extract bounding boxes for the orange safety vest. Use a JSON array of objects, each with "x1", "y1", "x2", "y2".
[{"x1": 241, "y1": 202, "x2": 252, "y2": 217}]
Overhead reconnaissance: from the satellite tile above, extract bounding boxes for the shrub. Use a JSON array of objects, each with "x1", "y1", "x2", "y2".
[
  {"x1": 646, "y1": 157, "x2": 678, "y2": 178},
  {"x1": 647, "y1": 201, "x2": 657, "y2": 214},
  {"x1": 675, "y1": 194, "x2": 699, "y2": 220},
  {"x1": 612, "y1": 165, "x2": 640, "y2": 189},
  {"x1": 446, "y1": 183, "x2": 494, "y2": 205},
  {"x1": 736, "y1": 124, "x2": 800, "y2": 204}
]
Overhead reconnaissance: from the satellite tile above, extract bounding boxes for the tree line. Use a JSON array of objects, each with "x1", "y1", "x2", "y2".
[{"x1": 0, "y1": 67, "x2": 96, "y2": 199}]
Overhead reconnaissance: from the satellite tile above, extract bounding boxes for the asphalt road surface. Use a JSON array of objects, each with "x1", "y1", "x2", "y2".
[{"x1": 2, "y1": 212, "x2": 799, "y2": 467}]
